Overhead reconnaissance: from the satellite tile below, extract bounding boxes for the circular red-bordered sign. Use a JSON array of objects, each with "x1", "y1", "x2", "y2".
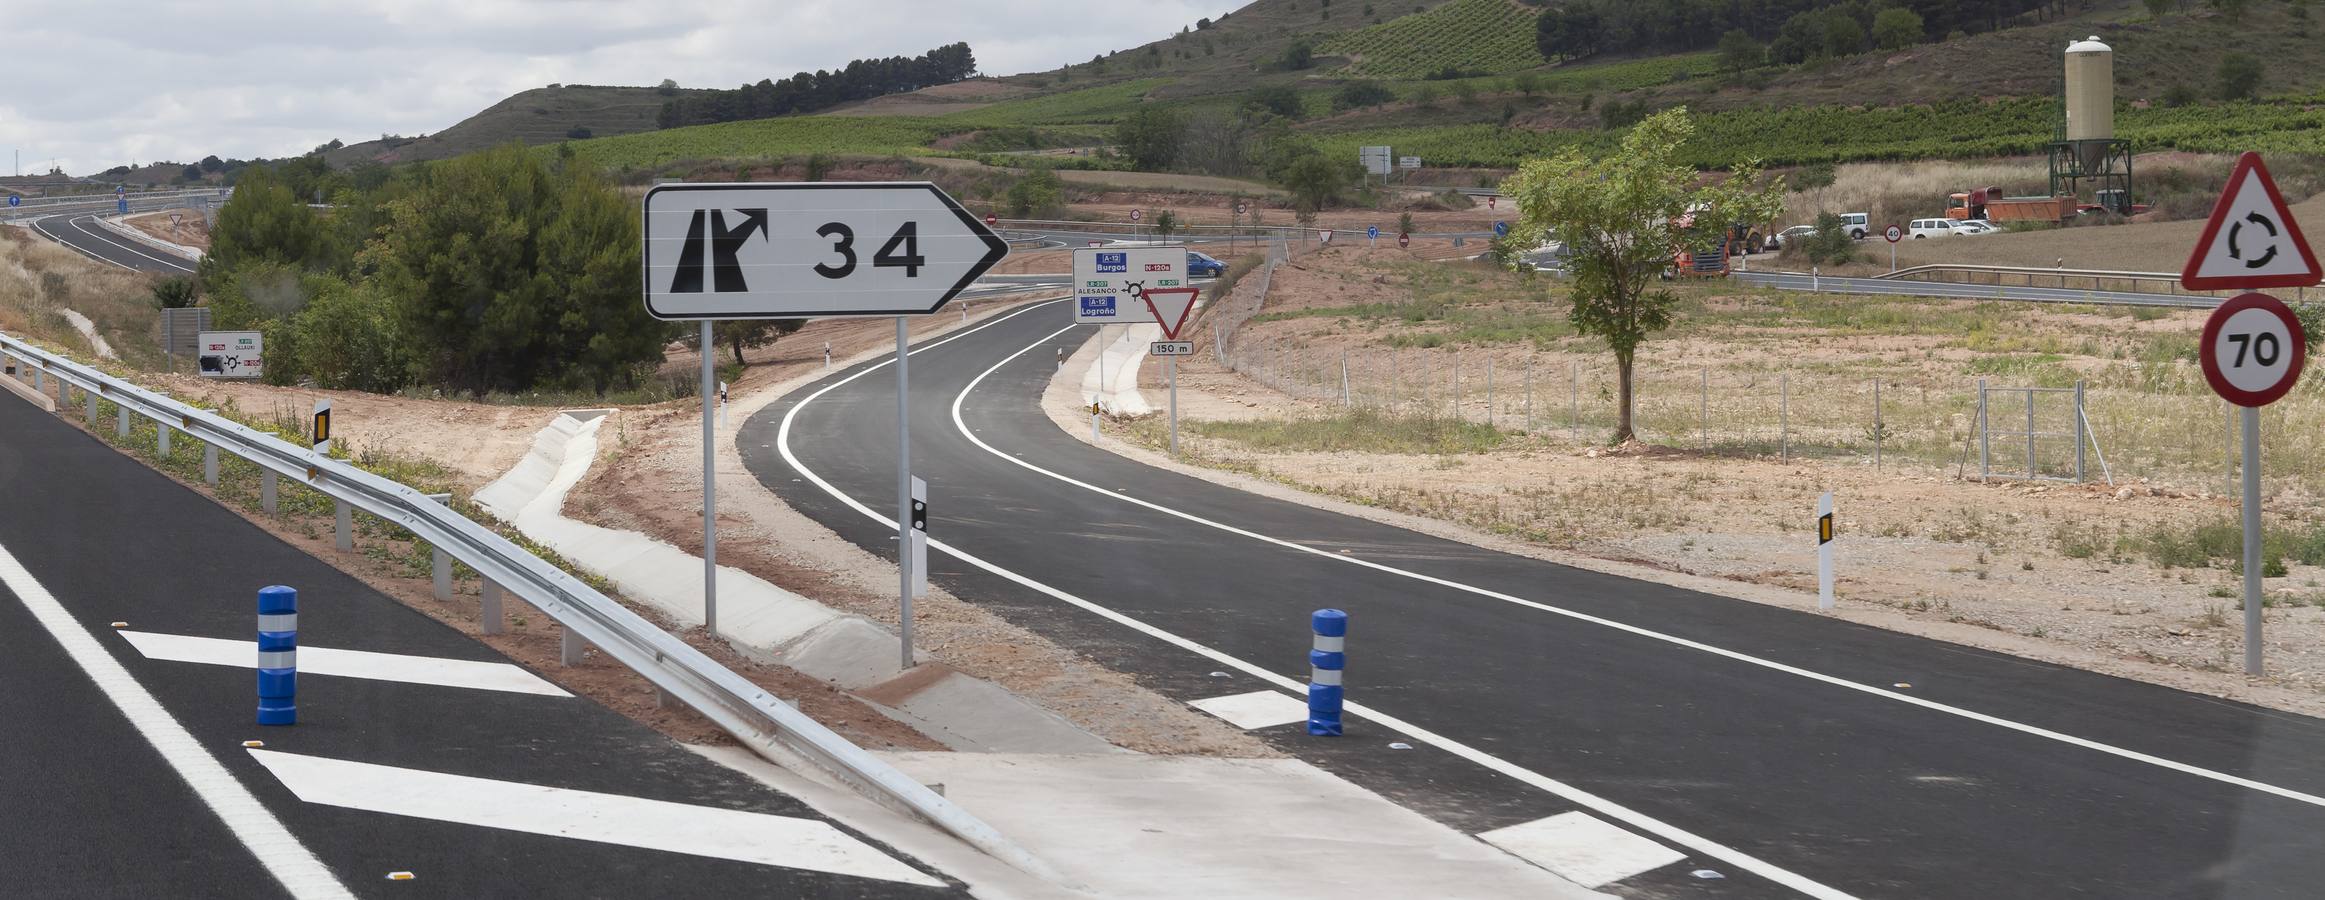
[
  {"x1": 1884, "y1": 224, "x2": 1903, "y2": 244},
  {"x1": 2200, "y1": 291, "x2": 2307, "y2": 407}
]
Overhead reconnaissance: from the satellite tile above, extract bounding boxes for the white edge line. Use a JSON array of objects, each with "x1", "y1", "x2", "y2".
[
  {"x1": 936, "y1": 316, "x2": 2325, "y2": 812},
  {"x1": 70, "y1": 214, "x2": 197, "y2": 273},
  {"x1": 775, "y1": 300, "x2": 1858, "y2": 900},
  {"x1": 0, "y1": 539, "x2": 354, "y2": 898},
  {"x1": 31, "y1": 215, "x2": 134, "y2": 270}
]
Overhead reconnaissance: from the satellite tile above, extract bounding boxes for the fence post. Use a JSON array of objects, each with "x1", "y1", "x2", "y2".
[
  {"x1": 1524, "y1": 358, "x2": 1534, "y2": 429},
  {"x1": 1780, "y1": 374, "x2": 1790, "y2": 464},
  {"x1": 1341, "y1": 354, "x2": 1351, "y2": 408},
  {"x1": 2073, "y1": 381, "x2": 2087, "y2": 483},
  {"x1": 1451, "y1": 352, "x2": 1460, "y2": 420},
  {"x1": 1570, "y1": 361, "x2": 1579, "y2": 441},
  {"x1": 481, "y1": 579, "x2": 506, "y2": 634},
  {"x1": 1978, "y1": 380, "x2": 1991, "y2": 481},
  {"x1": 1873, "y1": 380, "x2": 1883, "y2": 472},
  {"x1": 1486, "y1": 359, "x2": 1495, "y2": 428},
  {"x1": 2024, "y1": 389, "x2": 2036, "y2": 480},
  {"x1": 1700, "y1": 367, "x2": 1709, "y2": 452}
]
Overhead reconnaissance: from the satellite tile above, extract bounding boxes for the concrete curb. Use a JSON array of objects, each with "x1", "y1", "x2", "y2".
[{"x1": 97, "y1": 214, "x2": 204, "y2": 260}]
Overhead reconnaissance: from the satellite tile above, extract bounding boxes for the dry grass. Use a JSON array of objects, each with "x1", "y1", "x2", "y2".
[{"x1": 0, "y1": 227, "x2": 163, "y2": 368}]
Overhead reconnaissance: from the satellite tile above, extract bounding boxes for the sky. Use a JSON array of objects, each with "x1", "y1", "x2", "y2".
[{"x1": 1, "y1": 0, "x2": 1222, "y2": 176}]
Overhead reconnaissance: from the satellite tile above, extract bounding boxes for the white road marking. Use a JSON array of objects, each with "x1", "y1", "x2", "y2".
[
  {"x1": 774, "y1": 300, "x2": 1859, "y2": 900},
  {"x1": 939, "y1": 313, "x2": 2325, "y2": 813},
  {"x1": 116, "y1": 631, "x2": 572, "y2": 697},
  {"x1": 68, "y1": 214, "x2": 196, "y2": 272},
  {"x1": 30, "y1": 215, "x2": 134, "y2": 269},
  {"x1": 246, "y1": 749, "x2": 944, "y2": 887},
  {"x1": 1187, "y1": 689, "x2": 1311, "y2": 730},
  {"x1": 1478, "y1": 812, "x2": 1687, "y2": 888},
  {"x1": 0, "y1": 539, "x2": 353, "y2": 899}
]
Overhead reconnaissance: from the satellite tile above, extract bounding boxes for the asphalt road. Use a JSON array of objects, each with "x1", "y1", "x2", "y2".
[
  {"x1": 28, "y1": 213, "x2": 199, "y2": 274},
  {"x1": 748, "y1": 297, "x2": 2325, "y2": 899},
  {"x1": 0, "y1": 392, "x2": 962, "y2": 898}
]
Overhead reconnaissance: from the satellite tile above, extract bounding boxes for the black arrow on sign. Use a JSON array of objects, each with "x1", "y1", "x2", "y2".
[
  {"x1": 2229, "y1": 212, "x2": 2280, "y2": 269},
  {"x1": 669, "y1": 208, "x2": 771, "y2": 293}
]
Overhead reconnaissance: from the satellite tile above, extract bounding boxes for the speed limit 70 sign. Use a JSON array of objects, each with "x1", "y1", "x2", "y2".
[{"x1": 2201, "y1": 292, "x2": 2307, "y2": 407}]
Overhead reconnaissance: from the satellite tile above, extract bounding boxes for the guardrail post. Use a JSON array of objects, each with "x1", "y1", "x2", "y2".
[
  {"x1": 1307, "y1": 609, "x2": 1347, "y2": 737},
  {"x1": 561, "y1": 628, "x2": 587, "y2": 666},
  {"x1": 257, "y1": 585, "x2": 297, "y2": 726},
  {"x1": 425, "y1": 493, "x2": 453, "y2": 601},
  {"x1": 262, "y1": 470, "x2": 278, "y2": 513},
  {"x1": 480, "y1": 579, "x2": 505, "y2": 634},
  {"x1": 157, "y1": 421, "x2": 170, "y2": 456},
  {"x1": 334, "y1": 500, "x2": 352, "y2": 551},
  {"x1": 203, "y1": 445, "x2": 219, "y2": 485},
  {"x1": 115, "y1": 402, "x2": 128, "y2": 438}
]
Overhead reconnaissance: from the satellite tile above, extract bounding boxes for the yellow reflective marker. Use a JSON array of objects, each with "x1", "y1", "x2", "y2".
[
  {"x1": 385, "y1": 871, "x2": 415, "y2": 881},
  {"x1": 109, "y1": 621, "x2": 128, "y2": 628},
  {"x1": 241, "y1": 740, "x2": 264, "y2": 748},
  {"x1": 1818, "y1": 513, "x2": 1835, "y2": 545}
]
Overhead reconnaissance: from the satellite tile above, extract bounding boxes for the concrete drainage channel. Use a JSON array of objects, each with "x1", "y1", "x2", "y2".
[
  {"x1": 475, "y1": 409, "x2": 1117, "y2": 754},
  {"x1": 0, "y1": 331, "x2": 1059, "y2": 884}
]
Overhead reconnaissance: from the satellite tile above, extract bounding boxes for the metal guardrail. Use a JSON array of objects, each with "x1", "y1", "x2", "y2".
[
  {"x1": 1875, "y1": 263, "x2": 2220, "y2": 298},
  {"x1": 1735, "y1": 271, "x2": 2218, "y2": 308},
  {"x1": 0, "y1": 331, "x2": 1053, "y2": 881}
]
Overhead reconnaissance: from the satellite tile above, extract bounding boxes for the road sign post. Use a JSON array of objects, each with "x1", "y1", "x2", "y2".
[
  {"x1": 1367, "y1": 225, "x2": 1379, "y2": 247},
  {"x1": 2181, "y1": 154, "x2": 2321, "y2": 676},
  {"x1": 643, "y1": 182, "x2": 1004, "y2": 661},
  {"x1": 1141, "y1": 287, "x2": 1202, "y2": 456},
  {"x1": 1884, "y1": 224, "x2": 1903, "y2": 272},
  {"x1": 1817, "y1": 493, "x2": 1836, "y2": 610}
]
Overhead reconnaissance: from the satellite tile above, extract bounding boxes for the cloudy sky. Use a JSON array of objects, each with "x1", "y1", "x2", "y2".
[{"x1": 3, "y1": 0, "x2": 1221, "y2": 175}]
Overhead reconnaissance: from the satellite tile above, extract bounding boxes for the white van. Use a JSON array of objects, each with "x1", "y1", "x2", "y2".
[
  {"x1": 1840, "y1": 212, "x2": 1870, "y2": 239},
  {"x1": 1909, "y1": 218, "x2": 1961, "y2": 239}
]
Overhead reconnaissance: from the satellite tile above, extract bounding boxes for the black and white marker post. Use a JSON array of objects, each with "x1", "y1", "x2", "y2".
[
  {"x1": 643, "y1": 182, "x2": 1007, "y2": 662},
  {"x1": 2180, "y1": 152, "x2": 2322, "y2": 675}
]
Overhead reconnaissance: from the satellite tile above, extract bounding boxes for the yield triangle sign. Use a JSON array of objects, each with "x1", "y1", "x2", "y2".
[
  {"x1": 1141, "y1": 288, "x2": 1200, "y2": 340},
  {"x1": 2183, "y1": 152, "x2": 2323, "y2": 290}
]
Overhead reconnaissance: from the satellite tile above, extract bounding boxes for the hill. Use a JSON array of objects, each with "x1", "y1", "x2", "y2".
[{"x1": 325, "y1": 84, "x2": 703, "y2": 167}]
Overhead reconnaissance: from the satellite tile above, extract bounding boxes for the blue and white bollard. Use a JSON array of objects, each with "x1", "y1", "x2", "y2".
[
  {"x1": 257, "y1": 586, "x2": 297, "y2": 726},
  {"x1": 1307, "y1": 608, "x2": 1346, "y2": 736}
]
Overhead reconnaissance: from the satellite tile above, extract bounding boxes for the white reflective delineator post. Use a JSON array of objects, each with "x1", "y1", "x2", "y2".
[
  {"x1": 1817, "y1": 492, "x2": 1836, "y2": 611},
  {"x1": 910, "y1": 477, "x2": 929, "y2": 600}
]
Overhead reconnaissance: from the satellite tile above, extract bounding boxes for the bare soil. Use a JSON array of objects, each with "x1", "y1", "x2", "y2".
[
  {"x1": 152, "y1": 375, "x2": 553, "y2": 492},
  {"x1": 125, "y1": 209, "x2": 210, "y2": 251}
]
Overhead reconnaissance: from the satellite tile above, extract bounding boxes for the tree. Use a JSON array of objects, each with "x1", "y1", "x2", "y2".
[
  {"x1": 1245, "y1": 84, "x2": 1306, "y2": 120},
  {"x1": 1334, "y1": 80, "x2": 1395, "y2": 111},
  {"x1": 181, "y1": 164, "x2": 205, "y2": 183},
  {"x1": 1005, "y1": 167, "x2": 1064, "y2": 216},
  {"x1": 1413, "y1": 83, "x2": 1441, "y2": 108},
  {"x1": 1792, "y1": 161, "x2": 1837, "y2": 209},
  {"x1": 1277, "y1": 39, "x2": 1315, "y2": 71},
  {"x1": 1717, "y1": 29, "x2": 1764, "y2": 72},
  {"x1": 1115, "y1": 106, "x2": 1184, "y2": 171},
  {"x1": 201, "y1": 168, "x2": 326, "y2": 292},
  {"x1": 151, "y1": 277, "x2": 198, "y2": 309},
  {"x1": 1499, "y1": 108, "x2": 1784, "y2": 444},
  {"x1": 1513, "y1": 71, "x2": 1541, "y2": 95},
  {"x1": 362, "y1": 144, "x2": 662, "y2": 396},
  {"x1": 1450, "y1": 80, "x2": 1479, "y2": 105},
  {"x1": 2219, "y1": 52, "x2": 2263, "y2": 101},
  {"x1": 292, "y1": 278, "x2": 407, "y2": 393},
  {"x1": 1872, "y1": 8, "x2": 1924, "y2": 49},
  {"x1": 1278, "y1": 150, "x2": 1358, "y2": 212},
  {"x1": 1398, "y1": 211, "x2": 1416, "y2": 235},
  {"x1": 1820, "y1": 10, "x2": 1868, "y2": 57},
  {"x1": 1152, "y1": 209, "x2": 1181, "y2": 237}
]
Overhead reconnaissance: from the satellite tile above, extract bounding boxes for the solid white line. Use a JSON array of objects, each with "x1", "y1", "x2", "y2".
[
  {"x1": 1187, "y1": 689, "x2": 1311, "y2": 731},
  {"x1": 0, "y1": 540, "x2": 353, "y2": 898},
  {"x1": 247, "y1": 749, "x2": 943, "y2": 887},
  {"x1": 69, "y1": 214, "x2": 196, "y2": 272},
  {"x1": 116, "y1": 631, "x2": 573, "y2": 697},
  {"x1": 776, "y1": 303, "x2": 1859, "y2": 899},
  {"x1": 30, "y1": 215, "x2": 133, "y2": 270},
  {"x1": 938, "y1": 319, "x2": 2325, "y2": 813},
  {"x1": 1478, "y1": 811, "x2": 1687, "y2": 888}
]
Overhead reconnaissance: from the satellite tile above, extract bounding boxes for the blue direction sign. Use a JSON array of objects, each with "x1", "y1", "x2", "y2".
[
  {"x1": 118, "y1": 199, "x2": 130, "y2": 215},
  {"x1": 116, "y1": 185, "x2": 126, "y2": 195},
  {"x1": 6, "y1": 196, "x2": 19, "y2": 208},
  {"x1": 1367, "y1": 225, "x2": 1380, "y2": 240},
  {"x1": 1493, "y1": 221, "x2": 1509, "y2": 238}
]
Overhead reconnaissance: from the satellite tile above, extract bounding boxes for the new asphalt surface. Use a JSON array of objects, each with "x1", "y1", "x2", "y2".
[
  {"x1": 748, "y1": 296, "x2": 2325, "y2": 899},
  {"x1": 0, "y1": 391, "x2": 961, "y2": 898},
  {"x1": 27, "y1": 212, "x2": 199, "y2": 274}
]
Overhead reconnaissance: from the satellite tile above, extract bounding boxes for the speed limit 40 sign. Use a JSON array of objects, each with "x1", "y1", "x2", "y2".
[{"x1": 2201, "y1": 292, "x2": 2307, "y2": 407}]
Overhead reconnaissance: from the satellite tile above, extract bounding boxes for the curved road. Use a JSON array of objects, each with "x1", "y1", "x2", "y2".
[
  {"x1": 748, "y1": 297, "x2": 2325, "y2": 899},
  {"x1": 29, "y1": 213, "x2": 199, "y2": 274}
]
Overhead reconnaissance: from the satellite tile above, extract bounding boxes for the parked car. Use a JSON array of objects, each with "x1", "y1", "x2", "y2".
[
  {"x1": 1950, "y1": 220, "x2": 2001, "y2": 235},
  {"x1": 1909, "y1": 218, "x2": 1963, "y2": 239},
  {"x1": 1186, "y1": 251, "x2": 1226, "y2": 278},
  {"x1": 1839, "y1": 212, "x2": 1871, "y2": 240},
  {"x1": 1771, "y1": 224, "x2": 1820, "y2": 248}
]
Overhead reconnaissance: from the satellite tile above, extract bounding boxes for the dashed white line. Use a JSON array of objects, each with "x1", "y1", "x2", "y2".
[
  {"x1": 0, "y1": 538, "x2": 354, "y2": 899},
  {"x1": 1479, "y1": 811, "x2": 1688, "y2": 888}
]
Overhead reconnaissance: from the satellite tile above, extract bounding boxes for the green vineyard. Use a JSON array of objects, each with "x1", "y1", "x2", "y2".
[{"x1": 1318, "y1": 0, "x2": 1547, "y2": 79}]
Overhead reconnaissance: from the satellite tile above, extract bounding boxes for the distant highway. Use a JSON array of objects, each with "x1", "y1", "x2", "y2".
[
  {"x1": 1736, "y1": 271, "x2": 2216, "y2": 308},
  {"x1": 28, "y1": 213, "x2": 198, "y2": 274}
]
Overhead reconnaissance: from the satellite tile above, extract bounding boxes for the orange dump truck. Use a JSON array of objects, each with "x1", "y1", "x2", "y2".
[{"x1": 1946, "y1": 187, "x2": 2077, "y2": 224}]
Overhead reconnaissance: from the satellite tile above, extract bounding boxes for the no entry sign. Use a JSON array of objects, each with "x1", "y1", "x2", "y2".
[{"x1": 2200, "y1": 292, "x2": 2306, "y2": 408}]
